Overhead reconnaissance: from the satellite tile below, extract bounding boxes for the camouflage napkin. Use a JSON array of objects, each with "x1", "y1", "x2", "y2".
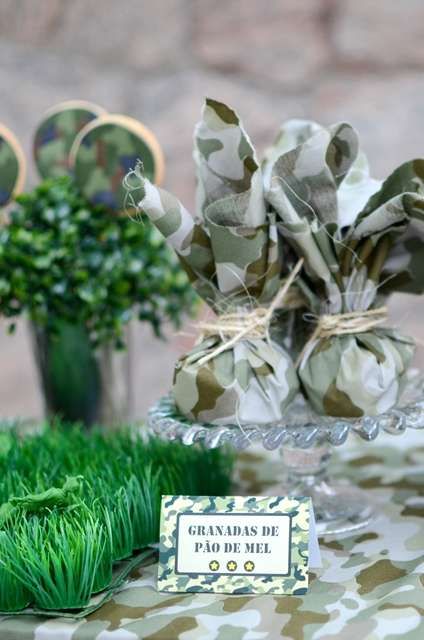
[
  {"x1": 348, "y1": 160, "x2": 424, "y2": 295},
  {"x1": 262, "y1": 118, "x2": 382, "y2": 359},
  {"x1": 134, "y1": 99, "x2": 298, "y2": 425},
  {"x1": 266, "y1": 121, "x2": 418, "y2": 417}
]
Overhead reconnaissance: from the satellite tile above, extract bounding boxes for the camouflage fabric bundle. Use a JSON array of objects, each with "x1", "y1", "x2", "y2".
[
  {"x1": 348, "y1": 159, "x2": 424, "y2": 296},
  {"x1": 135, "y1": 99, "x2": 298, "y2": 425},
  {"x1": 266, "y1": 120, "x2": 422, "y2": 417},
  {"x1": 262, "y1": 118, "x2": 383, "y2": 360}
]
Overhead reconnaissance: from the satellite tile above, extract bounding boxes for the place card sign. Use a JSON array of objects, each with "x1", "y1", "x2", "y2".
[{"x1": 158, "y1": 495, "x2": 321, "y2": 595}]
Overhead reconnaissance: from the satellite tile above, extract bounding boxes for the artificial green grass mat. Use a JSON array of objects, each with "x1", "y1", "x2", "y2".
[{"x1": 0, "y1": 422, "x2": 234, "y2": 614}]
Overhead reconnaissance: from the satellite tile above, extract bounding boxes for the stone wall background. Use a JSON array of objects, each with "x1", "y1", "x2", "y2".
[{"x1": 1, "y1": 0, "x2": 424, "y2": 420}]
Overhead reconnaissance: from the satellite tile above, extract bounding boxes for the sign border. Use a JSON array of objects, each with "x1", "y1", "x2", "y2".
[{"x1": 174, "y1": 511, "x2": 293, "y2": 577}]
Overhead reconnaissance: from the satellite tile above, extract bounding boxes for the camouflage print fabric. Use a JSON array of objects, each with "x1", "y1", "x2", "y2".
[
  {"x1": 262, "y1": 119, "x2": 323, "y2": 191},
  {"x1": 262, "y1": 118, "x2": 382, "y2": 226},
  {"x1": 173, "y1": 336, "x2": 298, "y2": 425},
  {"x1": 265, "y1": 120, "x2": 423, "y2": 417},
  {"x1": 134, "y1": 99, "x2": 298, "y2": 425},
  {"x1": 0, "y1": 126, "x2": 25, "y2": 207},
  {"x1": 71, "y1": 115, "x2": 163, "y2": 212},
  {"x1": 299, "y1": 329, "x2": 415, "y2": 417},
  {"x1": 33, "y1": 101, "x2": 104, "y2": 180},
  {"x1": 348, "y1": 159, "x2": 424, "y2": 296},
  {"x1": 193, "y1": 98, "x2": 265, "y2": 227},
  {"x1": 263, "y1": 119, "x2": 382, "y2": 360},
  {"x1": 2, "y1": 434, "x2": 422, "y2": 639}
]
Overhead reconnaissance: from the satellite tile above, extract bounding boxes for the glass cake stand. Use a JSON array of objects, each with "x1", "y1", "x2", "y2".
[{"x1": 147, "y1": 371, "x2": 424, "y2": 537}]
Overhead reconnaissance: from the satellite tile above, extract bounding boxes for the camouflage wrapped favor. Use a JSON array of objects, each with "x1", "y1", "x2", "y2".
[
  {"x1": 349, "y1": 159, "x2": 424, "y2": 296},
  {"x1": 266, "y1": 120, "x2": 420, "y2": 417},
  {"x1": 135, "y1": 99, "x2": 299, "y2": 425}
]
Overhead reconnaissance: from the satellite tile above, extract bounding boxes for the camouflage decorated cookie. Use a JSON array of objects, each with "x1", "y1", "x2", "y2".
[
  {"x1": 33, "y1": 100, "x2": 106, "y2": 179},
  {"x1": 70, "y1": 114, "x2": 165, "y2": 211},
  {"x1": 0, "y1": 124, "x2": 25, "y2": 207}
]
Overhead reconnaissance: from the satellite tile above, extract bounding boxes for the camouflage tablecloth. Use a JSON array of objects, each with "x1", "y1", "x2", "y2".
[{"x1": 0, "y1": 432, "x2": 423, "y2": 640}]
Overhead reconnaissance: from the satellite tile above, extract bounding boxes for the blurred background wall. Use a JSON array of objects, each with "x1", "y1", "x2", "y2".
[{"x1": 1, "y1": 0, "x2": 424, "y2": 419}]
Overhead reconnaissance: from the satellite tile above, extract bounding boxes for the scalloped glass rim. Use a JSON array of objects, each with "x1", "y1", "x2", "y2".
[{"x1": 147, "y1": 369, "x2": 424, "y2": 450}]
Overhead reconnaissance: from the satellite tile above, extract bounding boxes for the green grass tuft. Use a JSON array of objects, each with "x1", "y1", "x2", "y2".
[
  {"x1": 0, "y1": 422, "x2": 234, "y2": 611},
  {"x1": 0, "y1": 531, "x2": 31, "y2": 612}
]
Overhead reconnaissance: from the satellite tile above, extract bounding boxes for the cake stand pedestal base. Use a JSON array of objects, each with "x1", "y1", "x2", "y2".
[{"x1": 277, "y1": 445, "x2": 374, "y2": 536}]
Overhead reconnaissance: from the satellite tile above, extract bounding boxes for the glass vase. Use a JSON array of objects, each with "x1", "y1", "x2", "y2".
[{"x1": 30, "y1": 320, "x2": 132, "y2": 428}]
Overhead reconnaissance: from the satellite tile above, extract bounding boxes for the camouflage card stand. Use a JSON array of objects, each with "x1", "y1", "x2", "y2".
[
  {"x1": 33, "y1": 100, "x2": 106, "y2": 179},
  {"x1": 0, "y1": 123, "x2": 26, "y2": 207},
  {"x1": 158, "y1": 495, "x2": 320, "y2": 595},
  {"x1": 70, "y1": 114, "x2": 165, "y2": 211}
]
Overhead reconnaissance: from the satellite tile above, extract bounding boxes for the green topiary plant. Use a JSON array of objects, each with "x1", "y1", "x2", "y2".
[
  {"x1": 0, "y1": 102, "x2": 197, "y2": 426},
  {"x1": 0, "y1": 176, "x2": 196, "y2": 346},
  {"x1": 0, "y1": 176, "x2": 197, "y2": 425}
]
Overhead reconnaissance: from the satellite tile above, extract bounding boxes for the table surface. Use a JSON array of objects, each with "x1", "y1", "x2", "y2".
[{"x1": 1, "y1": 432, "x2": 423, "y2": 640}]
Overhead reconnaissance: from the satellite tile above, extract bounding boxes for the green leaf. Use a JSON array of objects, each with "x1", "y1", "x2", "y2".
[{"x1": 0, "y1": 176, "x2": 197, "y2": 347}]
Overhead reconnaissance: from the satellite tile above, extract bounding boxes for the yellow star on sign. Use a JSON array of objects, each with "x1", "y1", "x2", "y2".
[
  {"x1": 227, "y1": 560, "x2": 237, "y2": 572},
  {"x1": 244, "y1": 560, "x2": 255, "y2": 572},
  {"x1": 209, "y1": 560, "x2": 220, "y2": 571}
]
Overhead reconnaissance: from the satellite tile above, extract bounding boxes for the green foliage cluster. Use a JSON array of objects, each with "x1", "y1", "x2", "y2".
[
  {"x1": 0, "y1": 176, "x2": 197, "y2": 347},
  {"x1": 0, "y1": 424, "x2": 233, "y2": 611}
]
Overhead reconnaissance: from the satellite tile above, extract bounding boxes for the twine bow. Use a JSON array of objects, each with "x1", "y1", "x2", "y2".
[
  {"x1": 196, "y1": 259, "x2": 304, "y2": 366},
  {"x1": 296, "y1": 306, "x2": 388, "y2": 367}
]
